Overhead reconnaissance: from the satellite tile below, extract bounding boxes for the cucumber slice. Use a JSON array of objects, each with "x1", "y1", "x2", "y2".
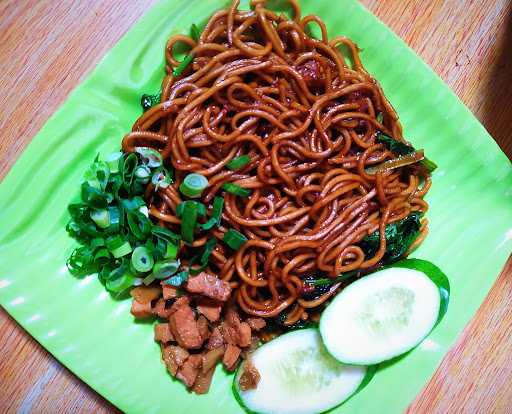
[
  {"x1": 320, "y1": 260, "x2": 449, "y2": 365},
  {"x1": 233, "y1": 328, "x2": 373, "y2": 414}
]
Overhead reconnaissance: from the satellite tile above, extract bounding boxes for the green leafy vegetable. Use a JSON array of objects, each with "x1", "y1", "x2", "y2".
[
  {"x1": 222, "y1": 182, "x2": 251, "y2": 197},
  {"x1": 377, "y1": 134, "x2": 415, "y2": 156},
  {"x1": 359, "y1": 212, "x2": 422, "y2": 265},
  {"x1": 377, "y1": 134, "x2": 437, "y2": 173}
]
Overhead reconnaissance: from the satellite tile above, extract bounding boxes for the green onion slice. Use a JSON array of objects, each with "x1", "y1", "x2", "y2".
[
  {"x1": 90, "y1": 209, "x2": 110, "y2": 229},
  {"x1": 173, "y1": 54, "x2": 194, "y2": 77},
  {"x1": 152, "y1": 169, "x2": 172, "y2": 190},
  {"x1": 135, "y1": 165, "x2": 151, "y2": 181},
  {"x1": 151, "y1": 225, "x2": 181, "y2": 244},
  {"x1": 121, "y1": 153, "x2": 138, "y2": 190},
  {"x1": 106, "y1": 272, "x2": 135, "y2": 294},
  {"x1": 135, "y1": 147, "x2": 163, "y2": 168},
  {"x1": 164, "y1": 243, "x2": 179, "y2": 260},
  {"x1": 143, "y1": 273, "x2": 156, "y2": 286},
  {"x1": 152, "y1": 259, "x2": 181, "y2": 279},
  {"x1": 222, "y1": 182, "x2": 251, "y2": 197},
  {"x1": 127, "y1": 210, "x2": 152, "y2": 240},
  {"x1": 191, "y1": 23, "x2": 201, "y2": 41},
  {"x1": 106, "y1": 236, "x2": 132, "y2": 258},
  {"x1": 163, "y1": 270, "x2": 189, "y2": 286},
  {"x1": 176, "y1": 200, "x2": 206, "y2": 218},
  {"x1": 226, "y1": 155, "x2": 250, "y2": 171},
  {"x1": 131, "y1": 246, "x2": 154, "y2": 273},
  {"x1": 83, "y1": 161, "x2": 110, "y2": 190},
  {"x1": 180, "y1": 173, "x2": 208, "y2": 198},
  {"x1": 199, "y1": 197, "x2": 224, "y2": 230},
  {"x1": 223, "y1": 229, "x2": 248, "y2": 250},
  {"x1": 179, "y1": 201, "x2": 199, "y2": 243},
  {"x1": 105, "y1": 152, "x2": 123, "y2": 173}
]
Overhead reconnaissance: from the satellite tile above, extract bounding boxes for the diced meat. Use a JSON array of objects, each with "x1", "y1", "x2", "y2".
[
  {"x1": 192, "y1": 367, "x2": 216, "y2": 394},
  {"x1": 197, "y1": 315, "x2": 210, "y2": 342},
  {"x1": 176, "y1": 354, "x2": 202, "y2": 387},
  {"x1": 246, "y1": 317, "x2": 266, "y2": 331},
  {"x1": 169, "y1": 296, "x2": 190, "y2": 315},
  {"x1": 161, "y1": 345, "x2": 189, "y2": 376},
  {"x1": 196, "y1": 298, "x2": 222, "y2": 322},
  {"x1": 185, "y1": 272, "x2": 232, "y2": 301},
  {"x1": 238, "y1": 361, "x2": 261, "y2": 391},
  {"x1": 131, "y1": 300, "x2": 152, "y2": 319},
  {"x1": 296, "y1": 60, "x2": 325, "y2": 89},
  {"x1": 221, "y1": 308, "x2": 252, "y2": 347},
  {"x1": 206, "y1": 327, "x2": 225, "y2": 350},
  {"x1": 154, "y1": 323, "x2": 174, "y2": 343},
  {"x1": 162, "y1": 284, "x2": 179, "y2": 300},
  {"x1": 223, "y1": 344, "x2": 241, "y2": 371},
  {"x1": 221, "y1": 308, "x2": 240, "y2": 345},
  {"x1": 202, "y1": 347, "x2": 224, "y2": 373},
  {"x1": 153, "y1": 298, "x2": 173, "y2": 319},
  {"x1": 237, "y1": 322, "x2": 252, "y2": 348},
  {"x1": 169, "y1": 302, "x2": 203, "y2": 349},
  {"x1": 130, "y1": 285, "x2": 161, "y2": 303}
]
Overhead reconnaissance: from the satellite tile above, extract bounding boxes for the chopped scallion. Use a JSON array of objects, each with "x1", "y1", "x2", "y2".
[
  {"x1": 105, "y1": 151, "x2": 123, "y2": 173},
  {"x1": 223, "y1": 229, "x2": 248, "y2": 250},
  {"x1": 164, "y1": 270, "x2": 189, "y2": 286},
  {"x1": 152, "y1": 259, "x2": 180, "y2": 279},
  {"x1": 222, "y1": 182, "x2": 251, "y2": 197},
  {"x1": 90, "y1": 209, "x2": 110, "y2": 229},
  {"x1": 226, "y1": 155, "x2": 250, "y2": 170},
  {"x1": 131, "y1": 246, "x2": 154, "y2": 273},
  {"x1": 180, "y1": 173, "x2": 208, "y2": 198},
  {"x1": 173, "y1": 54, "x2": 194, "y2": 77},
  {"x1": 179, "y1": 201, "x2": 199, "y2": 243},
  {"x1": 199, "y1": 196, "x2": 224, "y2": 230},
  {"x1": 135, "y1": 147, "x2": 163, "y2": 168}
]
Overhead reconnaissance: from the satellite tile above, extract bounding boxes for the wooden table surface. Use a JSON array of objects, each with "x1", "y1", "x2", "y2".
[{"x1": 1, "y1": 0, "x2": 511, "y2": 413}]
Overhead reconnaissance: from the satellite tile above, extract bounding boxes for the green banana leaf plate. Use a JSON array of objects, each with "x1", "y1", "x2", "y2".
[{"x1": 0, "y1": 0, "x2": 511, "y2": 413}]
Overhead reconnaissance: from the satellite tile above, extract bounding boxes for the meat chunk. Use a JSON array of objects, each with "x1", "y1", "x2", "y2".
[
  {"x1": 185, "y1": 272, "x2": 232, "y2": 301},
  {"x1": 192, "y1": 367, "x2": 216, "y2": 394},
  {"x1": 130, "y1": 285, "x2": 161, "y2": 303},
  {"x1": 162, "y1": 284, "x2": 179, "y2": 300},
  {"x1": 153, "y1": 298, "x2": 173, "y2": 319},
  {"x1": 169, "y1": 296, "x2": 190, "y2": 314},
  {"x1": 169, "y1": 302, "x2": 203, "y2": 349},
  {"x1": 176, "y1": 354, "x2": 202, "y2": 387},
  {"x1": 246, "y1": 317, "x2": 266, "y2": 331},
  {"x1": 131, "y1": 300, "x2": 152, "y2": 319},
  {"x1": 221, "y1": 308, "x2": 252, "y2": 347},
  {"x1": 196, "y1": 298, "x2": 222, "y2": 322},
  {"x1": 161, "y1": 345, "x2": 189, "y2": 376},
  {"x1": 201, "y1": 347, "x2": 224, "y2": 373},
  {"x1": 197, "y1": 315, "x2": 210, "y2": 342},
  {"x1": 154, "y1": 323, "x2": 174, "y2": 343},
  {"x1": 238, "y1": 361, "x2": 260, "y2": 391},
  {"x1": 223, "y1": 344, "x2": 241, "y2": 371},
  {"x1": 206, "y1": 327, "x2": 224, "y2": 350}
]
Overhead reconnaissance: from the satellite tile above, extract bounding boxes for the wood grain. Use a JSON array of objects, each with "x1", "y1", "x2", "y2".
[{"x1": 0, "y1": 0, "x2": 510, "y2": 413}]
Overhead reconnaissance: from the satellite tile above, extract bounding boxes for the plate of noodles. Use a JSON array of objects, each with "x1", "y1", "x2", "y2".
[{"x1": 0, "y1": 0, "x2": 510, "y2": 413}]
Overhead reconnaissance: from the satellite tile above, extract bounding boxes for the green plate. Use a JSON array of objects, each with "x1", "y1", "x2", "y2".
[{"x1": 0, "y1": 0, "x2": 511, "y2": 413}]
